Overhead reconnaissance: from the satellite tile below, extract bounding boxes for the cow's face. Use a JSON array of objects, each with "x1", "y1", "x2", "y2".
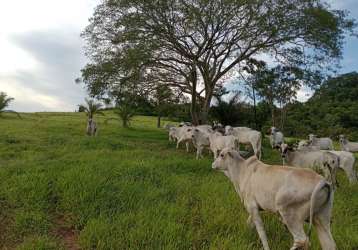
[
  {"x1": 270, "y1": 127, "x2": 276, "y2": 135},
  {"x1": 212, "y1": 148, "x2": 234, "y2": 171},
  {"x1": 339, "y1": 135, "x2": 346, "y2": 144},
  {"x1": 225, "y1": 126, "x2": 234, "y2": 136},
  {"x1": 279, "y1": 143, "x2": 289, "y2": 158},
  {"x1": 191, "y1": 128, "x2": 200, "y2": 139}
]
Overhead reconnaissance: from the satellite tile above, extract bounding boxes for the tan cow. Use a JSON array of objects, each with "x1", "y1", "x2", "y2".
[{"x1": 212, "y1": 148, "x2": 336, "y2": 250}]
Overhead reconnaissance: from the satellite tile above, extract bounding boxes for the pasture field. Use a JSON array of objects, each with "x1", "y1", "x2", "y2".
[{"x1": 0, "y1": 112, "x2": 357, "y2": 250}]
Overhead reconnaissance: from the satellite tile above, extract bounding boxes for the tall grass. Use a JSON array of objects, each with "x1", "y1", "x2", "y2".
[{"x1": 0, "y1": 112, "x2": 357, "y2": 249}]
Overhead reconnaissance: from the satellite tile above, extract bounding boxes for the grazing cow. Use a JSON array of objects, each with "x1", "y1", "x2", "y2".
[
  {"x1": 297, "y1": 140, "x2": 320, "y2": 151},
  {"x1": 175, "y1": 126, "x2": 194, "y2": 152},
  {"x1": 297, "y1": 142, "x2": 357, "y2": 184},
  {"x1": 168, "y1": 127, "x2": 179, "y2": 142},
  {"x1": 179, "y1": 121, "x2": 192, "y2": 127},
  {"x1": 308, "y1": 134, "x2": 333, "y2": 150},
  {"x1": 225, "y1": 126, "x2": 262, "y2": 159},
  {"x1": 339, "y1": 135, "x2": 358, "y2": 152},
  {"x1": 329, "y1": 150, "x2": 357, "y2": 184},
  {"x1": 212, "y1": 149, "x2": 336, "y2": 250},
  {"x1": 86, "y1": 118, "x2": 97, "y2": 136},
  {"x1": 279, "y1": 144, "x2": 339, "y2": 187},
  {"x1": 191, "y1": 128, "x2": 211, "y2": 159},
  {"x1": 269, "y1": 127, "x2": 284, "y2": 148},
  {"x1": 208, "y1": 132, "x2": 238, "y2": 159},
  {"x1": 164, "y1": 123, "x2": 175, "y2": 130},
  {"x1": 196, "y1": 124, "x2": 214, "y2": 134}
]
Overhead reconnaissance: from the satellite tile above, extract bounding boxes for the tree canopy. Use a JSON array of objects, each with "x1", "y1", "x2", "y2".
[{"x1": 80, "y1": 0, "x2": 356, "y2": 123}]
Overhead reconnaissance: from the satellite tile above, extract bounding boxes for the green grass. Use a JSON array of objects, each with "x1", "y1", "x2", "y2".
[{"x1": 0, "y1": 112, "x2": 357, "y2": 250}]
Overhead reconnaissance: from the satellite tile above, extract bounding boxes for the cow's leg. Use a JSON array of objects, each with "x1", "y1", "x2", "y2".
[
  {"x1": 196, "y1": 147, "x2": 201, "y2": 159},
  {"x1": 176, "y1": 140, "x2": 181, "y2": 149},
  {"x1": 213, "y1": 149, "x2": 218, "y2": 159},
  {"x1": 246, "y1": 215, "x2": 255, "y2": 229},
  {"x1": 250, "y1": 208, "x2": 270, "y2": 250},
  {"x1": 280, "y1": 211, "x2": 308, "y2": 250},
  {"x1": 313, "y1": 204, "x2": 336, "y2": 250},
  {"x1": 186, "y1": 142, "x2": 190, "y2": 152}
]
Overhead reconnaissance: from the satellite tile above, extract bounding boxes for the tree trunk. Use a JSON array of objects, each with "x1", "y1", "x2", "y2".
[
  {"x1": 270, "y1": 102, "x2": 275, "y2": 126},
  {"x1": 201, "y1": 90, "x2": 213, "y2": 125},
  {"x1": 252, "y1": 84, "x2": 257, "y2": 129},
  {"x1": 190, "y1": 92, "x2": 199, "y2": 126},
  {"x1": 157, "y1": 115, "x2": 161, "y2": 128},
  {"x1": 189, "y1": 67, "x2": 200, "y2": 125}
]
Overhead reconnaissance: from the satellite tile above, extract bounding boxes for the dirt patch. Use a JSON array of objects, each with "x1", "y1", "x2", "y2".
[{"x1": 52, "y1": 216, "x2": 80, "y2": 250}]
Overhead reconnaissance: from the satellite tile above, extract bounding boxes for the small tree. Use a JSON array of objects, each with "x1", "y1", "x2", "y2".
[
  {"x1": 0, "y1": 92, "x2": 21, "y2": 118},
  {"x1": 78, "y1": 98, "x2": 104, "y2": 119},
  {"x1": 114, "y1": 103, "x2": 135, "y2": 128},
  {"x1": 78, "y1": 98, "x2": 104, "y2": 136}
]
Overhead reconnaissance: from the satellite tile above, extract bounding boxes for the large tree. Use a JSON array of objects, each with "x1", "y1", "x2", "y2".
[{"x1": 81, "y1": 0, "x2": 355, "y2": 123}]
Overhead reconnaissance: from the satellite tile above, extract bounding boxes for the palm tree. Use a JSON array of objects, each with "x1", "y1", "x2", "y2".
[
  {"x1": 78, "y1": 98, "x2": 104, "y2": 119},
  {"x1": 104, "y1": 103, "x2": 135, "y2": 128},
  {"x1": 0, "y1": 92, "x2": 21, "y2": 118}
]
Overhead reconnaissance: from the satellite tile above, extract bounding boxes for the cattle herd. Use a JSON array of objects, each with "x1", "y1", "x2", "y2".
[{"x1": 167, "y1": 123, "x2": 358, "y2": 250}]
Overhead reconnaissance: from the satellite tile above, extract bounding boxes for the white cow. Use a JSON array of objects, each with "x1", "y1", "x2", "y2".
[
  {"x1": 329, "y1": 150, "x2": 357, "y2": 184},
  {"x1": 175, "y1": 126, "x2": 194, "y2": 152},
  {"x1": 225, "y1": 126, "x2": 262, "y2": 159},
  {"x1": 339, "y1": 135, "x2": 358, "y2": 152},
  {"x1": 212, "y1": 148, "x2": 336, "y2": 250},
  {"x1": 297, "y1": 142, "x2": 357, "y2": 184},
  {"x1": 279, "y1": 144, "x2": 339, "y2": 187},
  {"x1": 168, "y1": 127, "x2": 178, "y2": 142},
  {"x1": 269, "y1": 127, "x2": 284, "y2": 148},
  {"x1": 191, "y1": 128, "x2": 211, "y2": 159},
  {"x1": 308, "y1": 134, "x2": 333, "y2": 150},
  {"x1": 297, "y1": 140, "x2": 320, "y2": 151},
  {"x1": 208, "y1": 132, "x2": 238, "y2": 159}
]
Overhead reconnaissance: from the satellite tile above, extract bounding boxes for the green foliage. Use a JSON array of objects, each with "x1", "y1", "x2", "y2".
[
  {"x1": 0, "y1": 92, "x2": 21, "y2": 118},
  {"x1": 78, "y1": 98, "x2": 104, "y2": 119},
  {"x1": 286, "y1": 72, "x2": 358, "y2": 139},
  {"x1": 0, "y1": 112, "x2": 357, "y2": 249}
]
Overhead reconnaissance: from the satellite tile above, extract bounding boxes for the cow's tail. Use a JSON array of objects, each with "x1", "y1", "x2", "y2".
[{"x1": 307, "y1": 180, "x2": 333, "y2": 239}]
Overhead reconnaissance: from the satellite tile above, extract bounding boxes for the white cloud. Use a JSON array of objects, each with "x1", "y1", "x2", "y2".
[{"x1": 0, "y1": 0, "x2": 98, "y2": 112}]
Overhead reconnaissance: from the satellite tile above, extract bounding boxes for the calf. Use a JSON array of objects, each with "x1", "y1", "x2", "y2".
[{"x1": 212, "y1": 149, "x2": 336, "y2": 250}]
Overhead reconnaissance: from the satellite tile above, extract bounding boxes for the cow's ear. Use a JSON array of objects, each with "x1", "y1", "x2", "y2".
[{"x1": 274, "y1": 145, "x2": 280, "y2": 149}]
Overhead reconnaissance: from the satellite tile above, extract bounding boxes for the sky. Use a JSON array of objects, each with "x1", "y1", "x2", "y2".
[{"x1": 0, "y1": 0, "x2": 357, "y2": 112}]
